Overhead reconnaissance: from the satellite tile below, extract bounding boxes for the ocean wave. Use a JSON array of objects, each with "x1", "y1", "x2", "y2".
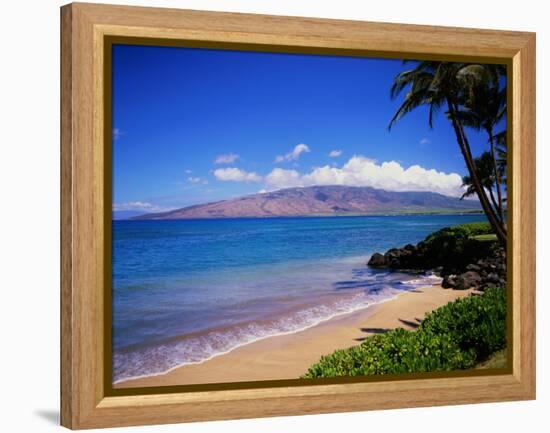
[
  {"x1": 112, "y1": 287, "x2": 401, "y2": 384},
  {"x1": 112, "y1": 258, "x2": 443, "y2": 384},
  {"x1": 398, "y1": 271, "x2": 443, "y2": 287}
]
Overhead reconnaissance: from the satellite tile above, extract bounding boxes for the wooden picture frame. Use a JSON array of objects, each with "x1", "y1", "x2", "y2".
[{"x1": 60, "y1": 2, "x2": 536, "y2": 429}]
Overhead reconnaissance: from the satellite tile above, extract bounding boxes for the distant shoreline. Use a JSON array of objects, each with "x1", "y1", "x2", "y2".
[
  {"x1": 123, "y1": 185, "x2": 482, "y2": 221},
  {"x1": 115, "y1": 210, "x2": 485, "y2": 221}
]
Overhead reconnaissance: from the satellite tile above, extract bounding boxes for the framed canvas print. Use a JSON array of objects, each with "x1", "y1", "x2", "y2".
[{"x1": 60, "y1": 2, "x2": 536, "y2": 429}]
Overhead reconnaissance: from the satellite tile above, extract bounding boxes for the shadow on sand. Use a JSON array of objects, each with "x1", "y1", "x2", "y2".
[{"x1": 354, "y1": 317, "x2": 423, "y2": 341}]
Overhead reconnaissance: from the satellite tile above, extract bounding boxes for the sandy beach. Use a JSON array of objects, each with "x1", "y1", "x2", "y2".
[{"x1": 116, "y1": 284, "x2": 473, "y2": 388}]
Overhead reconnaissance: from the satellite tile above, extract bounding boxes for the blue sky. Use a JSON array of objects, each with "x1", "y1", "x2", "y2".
[{"x1": 112, "y1": 44, "x2": 501, "y2": 213}]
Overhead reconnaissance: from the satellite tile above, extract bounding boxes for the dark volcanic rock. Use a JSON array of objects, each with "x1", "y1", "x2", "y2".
[
  {"x1": 486, "y1": 272, "x2": 501, "y2": 283},
  {"x1": 454, "y1": 271, "x2": 482, "y2": 290},
  {"x1": 373, "y1": 244, "x2": 430, "y2": 270},
  {"x1": 442, "y1": 274, "x2": 457, "y2": 289},
  {"x1": 368, "y1": 252, "x2": 387, "y2": 267},
  {"x1": 366, "y1": 226, "x2": 506, "y2": 291},
  {"x1": 384, "y1": 248, "x2": 403, "y2": 267}
]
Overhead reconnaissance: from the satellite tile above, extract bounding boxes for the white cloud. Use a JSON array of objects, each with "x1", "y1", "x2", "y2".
[
  {"x1": 265, "y1": 168, "x2": 303, "y2": 189},
  {"x1": 329, "y1": 150, "x2": 342, "y2": 157},
  {"x1": 263, "y1": 155, "x2": 464, "y2": 197},
  {"x1": 187, "y1": 176, "x2": 208, "y2": 185},
  {"x1": 420, "y1": 138, "x2": 430, "y2": 145},
  {"x1": 112, "y1": 201, "x2": 167, "y2": 212},
  {"x1": 275, "y1": 143, "x2": 310, "y2": 163},
  {"x1": 213, "y1": 167, "x2": 262, "y2": 182},
  {"x1": 214, "y1": 153, "x2": 240, "y2": 164},
  {"x1": 185, "y1": 169, "x2": 193, "y2": 174},
  {"x1": 112, "y1": 128, "x2": 123, "y2": 140}
]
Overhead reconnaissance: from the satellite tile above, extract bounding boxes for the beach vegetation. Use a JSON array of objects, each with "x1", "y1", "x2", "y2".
[
  {"x1": 422, "y1": 221, "x2": 498, "y2": 266},
  {"x1": 303, "y1": 287, "x2": 506, "y2": 378},
  {"x1": 368, "y1": 221, "x2": 501, "y2": 275}
]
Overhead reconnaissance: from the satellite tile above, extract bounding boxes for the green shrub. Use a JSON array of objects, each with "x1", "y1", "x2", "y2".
[
  {"x1": 419, "y1": 222, "x2": 498, "y2": 270},
  {"x1": 432, "y1": 221, "x2": 493, "y2": 238},
  {"x1": 303, "y1": 287, "x2": 506, "y2": 378},
  {"x1": 304, "y1": 329, "x2": 475, "y2": 378},
  {"x1": 421, "y1": 287, "x2": 507, "y2": 360}
]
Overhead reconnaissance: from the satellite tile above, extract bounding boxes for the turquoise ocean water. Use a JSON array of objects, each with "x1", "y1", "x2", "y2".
[{"x1": 112, "y1": 214, "x2": 485, "y2": 382}]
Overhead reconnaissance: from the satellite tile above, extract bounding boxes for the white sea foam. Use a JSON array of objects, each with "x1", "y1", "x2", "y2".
[
  {"x1": 399, "y1": 274, "x2": 443, "y2": 287},
  {"x1": 112, "y1": 271, "x2": 441, "y2": 385}
]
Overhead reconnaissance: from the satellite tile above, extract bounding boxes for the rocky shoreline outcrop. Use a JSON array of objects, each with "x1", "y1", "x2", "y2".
[
  {"x1": 367, "y1": 226, "x2": 506, "y2": 291},
  {"x1": 439, "y1": 253, "x2": 506, "y2": 290}
]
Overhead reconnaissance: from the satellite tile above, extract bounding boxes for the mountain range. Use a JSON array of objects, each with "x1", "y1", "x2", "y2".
[{"x1": 131, "y1": 185, "x2": 481, "y2": 220}]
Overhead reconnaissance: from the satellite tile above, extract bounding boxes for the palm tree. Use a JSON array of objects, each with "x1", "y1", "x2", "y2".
[
  {"x1": 461, "y1": 152, "x2": 500, "y2": 213},
  {"x1": 454, "y1": 64, "x2": 507, "y2": 223},
  {"x1": 388, "y1": 61, "x2": 507, "y2": 247},
  {"x1": 494, "y1": 129, "x2": 508, "y2": 191}
]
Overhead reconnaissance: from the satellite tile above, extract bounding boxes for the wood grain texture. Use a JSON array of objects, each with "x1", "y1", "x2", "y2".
[
  {"x1": 60, "y1": 2, "x2": 536, "y2": 429},
  {"x1": 60, "y1": 4, "x2": 73, "y2": 429},
  {"x1": 513, "y1": 34, "x2": 536, "y2": 395}
]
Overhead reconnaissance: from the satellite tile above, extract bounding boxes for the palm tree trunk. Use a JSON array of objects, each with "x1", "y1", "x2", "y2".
[
  {"x1": 456, "y1": 116, "x2": 507, "y2": 245},
  {"x1": 488, "y1": 129, "x2": 505, "y2": 224},
  {"x1": 447, "y1": 99, "x2": 507, "y2": 248},
  {"x1": 487, "y1": 184, "x2": 499, "y2": 215}
]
